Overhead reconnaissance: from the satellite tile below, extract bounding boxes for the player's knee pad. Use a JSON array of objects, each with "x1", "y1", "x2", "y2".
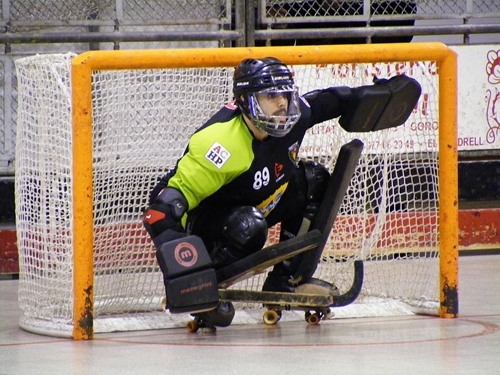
[
  {"x1": 222, "y1": 206, "x2": 268, "y2": 257},
  {"x1": 293, "y1": 161, "x2": 330, "y2": 235},
  {"x1": 301, "y1": 160, "x2": 330, "y2": 204},
  {"x1": 142, "y1": 187, "x2": 188, "y2": 248}
]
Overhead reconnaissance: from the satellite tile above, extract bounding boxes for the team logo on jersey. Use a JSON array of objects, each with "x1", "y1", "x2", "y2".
[
  {"x1": 274, "y1": 163, "x2": 284, "y2": 181},
  {"x1": 205, "y1": 142, "x2": 231, "y2": 169},
  {"x1": 288, "y1": 141, "x2": 299, "y2": 163}
]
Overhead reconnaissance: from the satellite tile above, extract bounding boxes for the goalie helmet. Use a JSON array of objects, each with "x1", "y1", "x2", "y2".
[{"x1": 233, "y1": 57, "x2": 301, "y2": 137}]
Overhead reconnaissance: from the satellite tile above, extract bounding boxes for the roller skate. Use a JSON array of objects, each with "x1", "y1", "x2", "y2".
[{"x1": 186, "y1": 301, "x2": 235, "y2": 333}]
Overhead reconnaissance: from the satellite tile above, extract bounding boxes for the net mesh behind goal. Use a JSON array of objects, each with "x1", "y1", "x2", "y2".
[{"x1": 15, "y1": 49, "x2": 447, "y2": 338}]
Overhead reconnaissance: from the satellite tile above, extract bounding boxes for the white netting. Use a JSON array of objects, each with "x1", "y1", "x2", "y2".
[
  {"x1": 15, "y1": 52, "x2": 440, "y2": 337},
  {"x1": 15, "y1": 53, "x2": 75, "y2": 335}
]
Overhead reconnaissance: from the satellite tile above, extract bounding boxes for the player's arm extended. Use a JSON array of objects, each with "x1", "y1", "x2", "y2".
[
  {"x1": 303, "y1": 76, "x2": 421, "y2": 132},
  {"x1": 301, "y1": 86, "x2": 353, "y2": 125}
]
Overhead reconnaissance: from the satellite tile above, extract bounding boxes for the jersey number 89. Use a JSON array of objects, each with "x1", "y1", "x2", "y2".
[{"x1": 253, "y1": 167, "x2": 270, "y2": 190}]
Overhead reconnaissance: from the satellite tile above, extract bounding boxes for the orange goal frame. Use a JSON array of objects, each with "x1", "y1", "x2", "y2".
[{"x1": 72, "y1": 43, "x2": 458, "y2": 340}]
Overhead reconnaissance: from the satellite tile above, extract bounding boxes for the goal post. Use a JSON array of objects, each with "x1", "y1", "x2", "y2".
[{"x1": 15, "y1": 42, "x2": 457, "y2": 340}]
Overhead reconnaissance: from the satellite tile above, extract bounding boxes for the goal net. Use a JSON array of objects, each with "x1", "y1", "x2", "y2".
[{"x1": 14, "y1": 44, "x2": 457, "y2": 339}]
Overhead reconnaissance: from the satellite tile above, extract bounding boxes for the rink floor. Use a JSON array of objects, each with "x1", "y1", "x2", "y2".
[{"x1": 1, "y1": 254, "x2": 499, "y2": 375}]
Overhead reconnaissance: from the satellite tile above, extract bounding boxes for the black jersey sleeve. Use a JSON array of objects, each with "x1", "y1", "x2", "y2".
[{"x1": 302, "y1": 87, "x2": 352, "y2": 126}]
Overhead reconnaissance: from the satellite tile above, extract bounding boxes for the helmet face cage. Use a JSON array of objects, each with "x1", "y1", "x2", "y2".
[
  {"x1": 233, "y1": 57, "x2": 302, "y2": 137},
  {"x1": 247, "y1": 85, "x2": 301, "y2": 137}
]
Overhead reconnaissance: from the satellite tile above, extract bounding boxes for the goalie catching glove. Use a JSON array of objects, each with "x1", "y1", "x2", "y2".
[{"x1": 339, "y1": 74, "x2": 422, "y2": 133}]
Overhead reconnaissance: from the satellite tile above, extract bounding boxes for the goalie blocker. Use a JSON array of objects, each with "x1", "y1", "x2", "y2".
[
  {"x1": 156, "y1": 235, "x2": 219, "y2": 314},
  {"x1": 339, "y1": 74, "x2": 421, "y2": 133}
]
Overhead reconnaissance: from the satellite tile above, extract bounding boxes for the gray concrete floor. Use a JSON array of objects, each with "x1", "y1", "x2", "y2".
[{"x1": 1, "y1": 254, "x2": 499, "y2": 375}]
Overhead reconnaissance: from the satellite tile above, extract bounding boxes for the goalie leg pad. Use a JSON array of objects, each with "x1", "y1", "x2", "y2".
[
  {"x1": 156, "y1": 235, "x2": 212, "y2": 279},
  {"x1": 157, "y1": 235, "x2": 219, "y2": 314},
  {"x1": 290, "y1": 139, "x2": 364, "y2": 283},
  {"x1": 166, "y1": 268, "x2": 219, "y2": 314},
  {"x1": 339, "y1": 75, "x2": 421, "y2": 132}
]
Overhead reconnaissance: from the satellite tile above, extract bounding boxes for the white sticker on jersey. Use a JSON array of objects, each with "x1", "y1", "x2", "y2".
[{"x1": 205, "y1": 142, "x2": 231, "y2": 169}]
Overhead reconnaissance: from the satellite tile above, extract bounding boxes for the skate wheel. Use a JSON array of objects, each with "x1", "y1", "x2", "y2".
[
  {"x1": 305, "y1": 312, "x2": 321, "y2": 325},
  {"x1": 263, "y1": 309, "x2": 281, "y2": 325},
  {"x1": 186, "y1": 320, "x2": 199, "y2": 333}
]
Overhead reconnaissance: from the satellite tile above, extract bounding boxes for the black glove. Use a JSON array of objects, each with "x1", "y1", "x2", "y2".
[{"x1": 339, "y1": 74, "x2": 421, "y2": 132}]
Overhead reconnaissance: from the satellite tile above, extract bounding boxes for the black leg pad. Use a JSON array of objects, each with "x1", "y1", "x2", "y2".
[
  {"x1": 157, "y1": 235, "x2": 212, "y2": 279},
  {"x1": 166, "y1": 268, "x2": 219, "y2": 314},
  {"x1": 157, "y1": 235, "x2": 219, "y2": 314}
]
